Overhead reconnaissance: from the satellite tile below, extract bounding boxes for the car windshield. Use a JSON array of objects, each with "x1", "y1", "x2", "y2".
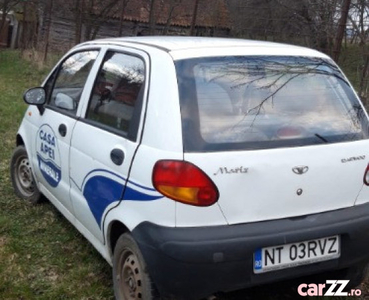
[{"x1": 176, "y1": 56, "x2": 369, "y2": 152}]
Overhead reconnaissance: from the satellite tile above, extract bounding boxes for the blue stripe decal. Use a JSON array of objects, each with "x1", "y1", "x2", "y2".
[
  {"x1": 83, "y1": 175, "x2": 124, "y2": 227},
  {"x1": 80, "y1": 169, "x2": 163, "y2": 227},
  {"x1": 82, "y1": 169, "x2": 126, "y2": 190},
  {"x1": 123, "y1": 185, "x2": 162, "y2": 201},
  {"x1": 81, "y1": 169, "x2": 156, "y2": 192}
]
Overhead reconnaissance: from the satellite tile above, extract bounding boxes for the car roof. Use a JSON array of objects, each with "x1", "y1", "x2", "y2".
[
  {"x1": 79, "y1": 36, "x2": 314, "y2": 52},
  {"x1": 78, "y1": 36, "x2": 328, "y2": 60}
]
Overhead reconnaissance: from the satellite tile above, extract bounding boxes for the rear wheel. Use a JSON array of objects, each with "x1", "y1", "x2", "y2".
[
  {"x1": 10, "y1": 145, "x2": 41, "y2": 204},
  {"x1": 344, "y1": 263, "x2": 369, "y2": 289},
  {"x1": 113, "y1": 233, "x2": 157, "y2": 300},
  {"x1": 311, "y1": 263, "x2": 369, "y2": 290}
]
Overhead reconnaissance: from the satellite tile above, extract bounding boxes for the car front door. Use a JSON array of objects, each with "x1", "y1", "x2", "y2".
[
  {"x1": 69, "y1": 48, "x2": 148, "y2": 243},
  {"x1": 32, "y1": 50, "x2": 100, "y2": 214}
]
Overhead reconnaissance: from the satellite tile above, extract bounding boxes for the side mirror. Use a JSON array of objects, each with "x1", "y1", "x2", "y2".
[
  {"x1": 24, "y1": 87, "x2": 46, "y2": 105},
  {"x1": 23, "y1": 87, "x2": 46, "y2": 115}
]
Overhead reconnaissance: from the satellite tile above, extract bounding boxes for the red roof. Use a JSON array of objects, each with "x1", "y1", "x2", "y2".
[{"x1": 110, "y1": 0, "x2": 230, "y2": 29}]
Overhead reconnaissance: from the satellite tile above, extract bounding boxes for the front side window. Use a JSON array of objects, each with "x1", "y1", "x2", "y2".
[
  {"x1": 176, "y1": 56, "x2": 369, "y2": 152},
  {"x1": 47, "y1": 51, "x2": 99, "y2": 113},
  {"x1": 86, "y1": 51, "x2": 145, "y2": 140}
]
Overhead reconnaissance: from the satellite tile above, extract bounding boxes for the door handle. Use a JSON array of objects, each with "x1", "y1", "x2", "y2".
[
  {"x1": 110, "y1": 148, "x2": 124, "y2": 166},
  {"x1": 58, "y1": 124, "x2": 67, "y2": 137}
]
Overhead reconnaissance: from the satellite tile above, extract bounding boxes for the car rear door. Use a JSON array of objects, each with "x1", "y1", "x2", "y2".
[{"x1": 69, "y1": 47, "x2": 149, "y2": 243}]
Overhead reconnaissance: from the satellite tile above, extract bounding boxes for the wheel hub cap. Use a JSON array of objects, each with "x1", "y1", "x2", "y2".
[
  {"x1": 120, "y1": 253, "x2": 143, "y2": 299},
  {"x1": 17, "y1": 158, "x2": 34, "y2": 193}
]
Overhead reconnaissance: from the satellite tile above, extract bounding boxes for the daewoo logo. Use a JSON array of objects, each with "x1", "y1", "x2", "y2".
[
  {"x1": 292, "y1": 166, "x2": 309, "y2": 175},
  {"x1": 341, "y1": 155, "x2": 365, "y2": 163}
]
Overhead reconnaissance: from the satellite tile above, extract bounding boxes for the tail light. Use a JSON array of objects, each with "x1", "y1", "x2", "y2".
[
  {"x1": 152, "y1": 160, "x2": 219, "y2": 206},
  {"x1": 364, "y1": 164, "x2": 369, "y2": 186}
]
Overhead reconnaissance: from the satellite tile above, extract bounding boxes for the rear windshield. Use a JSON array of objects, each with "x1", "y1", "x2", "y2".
[{"x1": 175, "y1": 56, "x2": 369, "y2": 152}]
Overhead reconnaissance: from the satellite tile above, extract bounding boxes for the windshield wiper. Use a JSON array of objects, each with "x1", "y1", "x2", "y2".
[{"x1": 315, "y1": 133, "x2": 329, "y2": 143}]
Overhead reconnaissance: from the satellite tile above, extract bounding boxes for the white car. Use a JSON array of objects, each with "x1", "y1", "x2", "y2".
[{"x1": 10, "y1": 37, "x2": 369, "y2": 299}]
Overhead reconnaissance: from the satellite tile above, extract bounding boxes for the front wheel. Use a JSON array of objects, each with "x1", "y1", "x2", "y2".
[
  {"x1": 10, "y1": 145, "x2": 42, "y2": 204},
  {"x1": 113, "y1": 233, "x2": 157, "y2": 300}
]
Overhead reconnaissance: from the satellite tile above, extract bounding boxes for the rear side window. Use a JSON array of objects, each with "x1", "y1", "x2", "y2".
[
  {"x1": 176, "y1": 56, "x2": 369, "y2": 152},
  {"x1": 86, "y1": 51, "x2": 145, "y2": 140}
]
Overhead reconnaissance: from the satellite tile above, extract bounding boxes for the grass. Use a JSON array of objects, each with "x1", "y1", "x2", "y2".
[{"x1": 0, "y1": 48, "x2": 368, "y2": 300}]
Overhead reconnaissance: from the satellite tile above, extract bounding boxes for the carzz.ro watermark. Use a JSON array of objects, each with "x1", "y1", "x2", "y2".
[{"x1": 298, "y1": 280, "x2": 362, "y2": 297}]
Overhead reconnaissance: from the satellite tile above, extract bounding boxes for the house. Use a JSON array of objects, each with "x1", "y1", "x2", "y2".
[
  {"x1": 109, "y1": 0, "x2": 231, "y2": 36},
  {"x1": 0, "y1": 11, "x2": 19, "y2": 48},
  {"x1": 39, "y1": 0, "x2": 231, "y2": 52},
  {"x1": 1, "y1": 5, "x2": 39, "y2": 49}
]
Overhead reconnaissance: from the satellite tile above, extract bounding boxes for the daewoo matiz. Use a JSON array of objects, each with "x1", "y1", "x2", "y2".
[{"x1": 10, "y1": 37, "x2": 369, "y2": 299}]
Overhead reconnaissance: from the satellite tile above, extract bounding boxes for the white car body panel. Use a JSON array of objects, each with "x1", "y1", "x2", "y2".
[
  {"x1": 175, "y1": 202, "x2": 228, "y2": 227},
  {"x1": 119, "y1": 144, "x2": 180, "y2": 227},
  {"x1": 184, "y1": 141, "x2": 369, "y2": 225},
  {"x1": 17, "y1": 107, "x2": 40, "y2": 175},
  {"x1": 139, "y1": 48, "x2": 183, "y2": 152}
]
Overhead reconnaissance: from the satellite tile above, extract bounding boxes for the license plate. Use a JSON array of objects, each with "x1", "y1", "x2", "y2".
[{"x1": 254, "y1": 235, "x2": 340, "y2": 274}]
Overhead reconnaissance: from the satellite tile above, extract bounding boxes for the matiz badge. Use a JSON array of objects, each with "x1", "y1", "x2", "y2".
[
  {"x1": 36, "y1": 124, "x2": 62, "y2": 187},
  {"x1": 214, "y1": 166, "x2": 248, "y2": 176}
]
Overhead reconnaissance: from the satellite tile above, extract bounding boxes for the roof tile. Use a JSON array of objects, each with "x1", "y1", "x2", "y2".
[{"x1": 110, "y1": 0, "x2": 230, "y2": 29}]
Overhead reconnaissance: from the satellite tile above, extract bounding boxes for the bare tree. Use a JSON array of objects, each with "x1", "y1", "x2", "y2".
[
  {"x1": 43, "y1": 0, "x2": 53, "y2": 61},
  {"x1": 226, "y1": 0, "x2": 341, "y2": 52},
  {"x1": 139, "y1": 0, "x2": 159, "y2": 35},
  {"x1": 162, "y1": 0, "x2": 183, "y2": 35},
  {"x1": 332, "y1": 0, "x2": 351, "y2": 62},
  {"x1": 148, "y1": 0, "x2": 157, "y2": 35},
  {"x1": 82, "y1": 0, "x2": 120, "y2": 40},
  {"x1": 190, "y1": 0, "x2": 200, "y2": 35},
  {"x1": 348, "y1": 0, "x2": 369, "y2": 101},
  {"x1": 74, "y1": 0, "x2": 84, "y2": 44},
  {"x1": 118, "y1": 0, "x2": 131, "y2": 36}
]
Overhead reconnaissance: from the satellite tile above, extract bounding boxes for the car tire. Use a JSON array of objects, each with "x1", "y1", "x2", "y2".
[
  {"x1": 113, "y1": 233, "x2": 157, "y2": 300},
  {"x1": 345, "y1": 263, "x2": 369, "y2": 289},
  {"x1": 312, "y1": 263, "x2": 369, "y2": 290},
  {"x1": 10, "y1": 145, "x2": 42, "y2": 204}
]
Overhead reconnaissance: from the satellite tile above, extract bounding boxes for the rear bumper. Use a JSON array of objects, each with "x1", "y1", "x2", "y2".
[{"x1": 132, "y1": 203, "x2": 369, "y2": 299}]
